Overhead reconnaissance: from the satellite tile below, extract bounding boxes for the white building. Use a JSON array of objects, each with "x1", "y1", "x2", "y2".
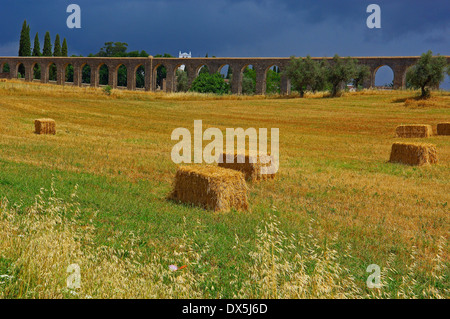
[{"x1": 178, "y1": 51, "x2": 191, "y2": 71}]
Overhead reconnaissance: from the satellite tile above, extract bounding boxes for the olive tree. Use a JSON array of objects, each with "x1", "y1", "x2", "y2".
[
  {"x1": 325, "y1": 54, "x2": 357, "y2": 97},
  {"x1": 406, "y1": 50, "x2": 447, "y2": 98}
]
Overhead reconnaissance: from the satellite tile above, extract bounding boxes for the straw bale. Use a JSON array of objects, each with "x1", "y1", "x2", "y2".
[
  {"x1": 395, "y1": 125, "x2": 432, "y2": 138},
  {"x1": 389, "y1": 142, "x2": 438, "y2": 166},
  {"x1": 218, "y1": 152, "x2": 276, "y2": 181},
  {"x1": 34, "y1": 118, "x2": 56, "y2": 135},
  {"x1": 169, "y1": 165, "x2": 248, "y2": 212},
  {"x1": 436, "y1": 123, "x2": 450, "y2": 136}
]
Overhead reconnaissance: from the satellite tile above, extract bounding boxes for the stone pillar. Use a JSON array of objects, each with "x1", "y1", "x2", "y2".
[
  {"x1": 255, "y1": 69, "x2": 266, "y2": 95},
  {"x1": 90, "y1": 65, "x2": 99, "y2": 88},
  {"x1": 73, "y1": 64, "x2": 82, "y2": 86},
  {"x1": 56, "y1": 63, "x2": 65, "y2": 85},
  {"x1": 25, "y1": 63, "x2": 34, "y2": 82},
  {"x1": 152, "y1": 66, "x2": 158, "y2": 91},
  {"x1": 108, "y1": 64, "x2": 118, "y2": 88},
  {"x1": 393, "y1": 65, "x2": 408, "y2": 89},
  {"x1": 280, "y1": 75, "x2": 291, "y2": 95},
  {"x1": 144, "y1": 61, "x2": 151, "y2": 92},
  {"x1": 9, "y1": 62, "x2": 18, "y2": 79},
  {"x1": 368, "y1": 67, "x2": 377, "y2": 88},
  {"x1": 40, "y1": 63, "x2": 49, "y2": 83},
  {"x1": 165, "y1": 65, "x2": 175, "y2": 92},
  {"x1": 127, "y1": 65, "x2": 136, "y2": 91},
  {"x1": 231, "y1": 64, "x2": 242, "y2": 95},
  {"x1": 186, "y1": 66, "x2": 196, "y2": 90}
]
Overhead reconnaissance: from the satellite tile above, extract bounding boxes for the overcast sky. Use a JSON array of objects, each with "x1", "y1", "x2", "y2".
[{"x1": 1, "y1": 0, "x2": 449, "y2": 87}]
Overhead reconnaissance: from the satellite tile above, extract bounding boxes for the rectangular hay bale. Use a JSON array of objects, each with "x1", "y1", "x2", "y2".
[
  {"x1": 395, "y1": 125, "x2": 432, "y2": 138},
  {"x1": 169, "y1": 165, "x2": 248, "y2": 212},
  {"x1": 34, "y1": 118, "x2": 56, "y2": 135},
  {"x1": 218, "y1": 152, "x2": 276, "y2": 181},
  {"x1": 389, "y1": 142, "x2": 438, "y2": 166},
  {"x1": 437, "y1": 123, "x2": 450, "y2": 136}
]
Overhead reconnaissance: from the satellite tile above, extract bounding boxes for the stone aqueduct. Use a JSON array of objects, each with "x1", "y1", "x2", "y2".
[{"x1": 1, "y1": 56, "x2": 449, "y2": 94}]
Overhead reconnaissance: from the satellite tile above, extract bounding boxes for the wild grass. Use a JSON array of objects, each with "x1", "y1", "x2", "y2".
[
  {"x1": 0, "y1": 81, "x2": 449, "y2": 298},
  {"x1": 0, "y1": 185, "x2": 447, "y2": 298}
]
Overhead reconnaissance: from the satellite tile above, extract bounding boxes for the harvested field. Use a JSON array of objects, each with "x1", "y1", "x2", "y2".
[{"x1": 0, "y1": 81, "x2": 449, "y2": 299}]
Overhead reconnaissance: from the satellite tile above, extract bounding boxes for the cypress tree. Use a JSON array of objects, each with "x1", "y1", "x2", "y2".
[
  {"x1": 32, "y1": 33, "x2": 41, "y2": 56},
  {"x1": 61, "y1": 38, "x2": 68, "y2": 57},
  {"x1": 18, "y1": 20, "x2": 31, "y2": 56},
  {"x1": 53, "y1": 34, "x2": 61, "y2": 57},
  {"x1": 43, "y1": 32, "x2": 52, "y2": 56}
]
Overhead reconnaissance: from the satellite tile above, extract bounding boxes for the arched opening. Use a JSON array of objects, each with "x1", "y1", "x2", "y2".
[
  {"x1": 1, "y1": 63, "x2": 10, "y2": 73},
  {"x1": 175, "y1": 64, "x2": 188, "y2": 92},
  {"x1": 442, "y1": 73, "x2": 450, "y2": 91},
  {"x1": 17, "y1": 63, "x2": 26, "y2": 79},
  {"x1": 265, "y1": 65, "x2": 281, "y2": 94},
  {"x1": 135, "y1": 64, "x2": 145, "y2": 89},
  {"x1": 219, "y1": 64, "x2": 232, "y2": 90},
  {"x1": 374, "y1": 65, "x2": 394, "y2": 89},
  {"x1": 32, "y1": 63, "x2": 41, "y2": 81},
  {"x1": 197, "y1": 65, "x2": 210, "y2": 75},
  {"x1": 48, "y1": 63, "x2": 57, "y2": 82},
  {"x1": 117, "y1": 64, "x2": 127, "y2": 88},
  {"x1": 65, "y1": 64, "x2": 74, "y2": 84},
  {"x1": 81, "y1": 64, "x2": 91, "y2": 85},
  {"x1": 98, "y1": 64, "x2": 109, "y2": 86},
  {"x1": 154, "y1": 64, "x2": 167, "y2": 91},
  {"x1": 241, "y1": 64, "x2": 255, "y2": 95}
]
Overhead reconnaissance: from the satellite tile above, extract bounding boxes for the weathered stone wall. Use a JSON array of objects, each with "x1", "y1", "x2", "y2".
[{"x1": 1, "y1": 56, "x2": 449, "y2": 94}]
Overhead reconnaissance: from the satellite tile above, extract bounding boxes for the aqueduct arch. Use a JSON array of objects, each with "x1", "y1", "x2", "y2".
[{"x1": 0, "y1": 56, "x2": 448, "y2": 94}]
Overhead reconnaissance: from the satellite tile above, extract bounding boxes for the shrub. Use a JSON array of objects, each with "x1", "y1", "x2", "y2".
[
  {"x1": 190, "y1": 72, "x2": 229, "y2": 94},
  {"x1": 103, "y1": 85, "x2": 112, "y2": 96}
]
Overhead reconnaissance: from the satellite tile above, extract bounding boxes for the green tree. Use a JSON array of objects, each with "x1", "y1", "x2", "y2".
[
  {"x1": 19, "y1": 20, "x2": 31, "y2": 56},
  {"x1": 31, "y1": 33, "x2": 41, "y2": 80},
  {"x1": 326, "y1": 54, "x2": 357, "y2": 97},
  {"x1": 311, "y1": 60, "x2": 328, "y2": 92},
  {"x1": 266, "y1": 68, "x2": 281, "y2": 94},
  {"x1": 284, "y1": 55, "x2": 323, "y2": 97},
  {"x1": 53, "y1": 34, "x2": 62, "y2": 56},
  {"x1": 97, "y1": 42, "x2": 129, "y2": 57},
  {"x1": 190, "y1": 72, "x2": 229, "y2": 94},
  {"x1": 32, "y1": 33, "x2": 41, "y2": 56},
  {"x1": 176, "y1": 69, "x2": 189, "y2": 92},
  {"x1": 406, "y1": 50, "x2": 447, "y2": 98},
  {"x1": 199, "y1": 65, "x2": 210, "y2": 74},
  {"x1": 352, "y1": 63, "x2": 370, "y2": 91},
  {"x1": 62, "y1": 38, "x2": 68, "y2": 57},
  {"x1": 242, "y1": 67, "x2": 256, "y2": 95},
  {"x1": 42, "y1": 32, "x2": 52, "y2": 56}
]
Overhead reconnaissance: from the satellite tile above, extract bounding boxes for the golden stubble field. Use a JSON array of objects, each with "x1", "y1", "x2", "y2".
[{"x1": 0, "y1": 80, "x2": 448, "y2": 298}]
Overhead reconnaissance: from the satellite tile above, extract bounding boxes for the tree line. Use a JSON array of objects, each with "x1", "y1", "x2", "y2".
[
  {"x1": 285, "y1": 52, "x2": 449, "y2": 98},
  {"x1": 15, "y1": 20, "x2": 69, "y2": 80}
]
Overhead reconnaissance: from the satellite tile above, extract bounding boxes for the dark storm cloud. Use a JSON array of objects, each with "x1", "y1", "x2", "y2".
[{"x1": 0, "y1": 0, "x2": 448, "y2": 57}]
